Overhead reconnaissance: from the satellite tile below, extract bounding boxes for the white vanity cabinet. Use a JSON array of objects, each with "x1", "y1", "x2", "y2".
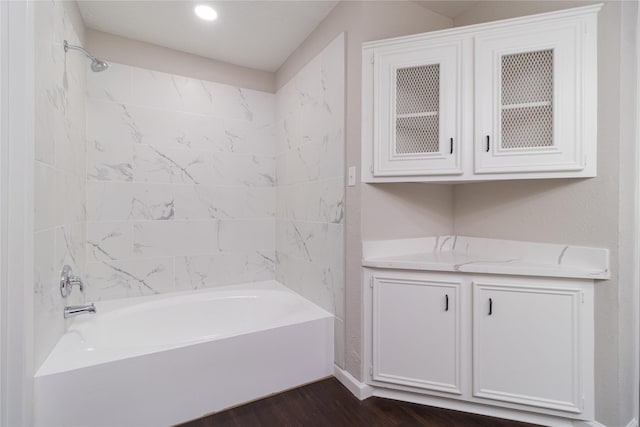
[
  {"x1": 364, "y1": 269, "x2": 595, "y2": 422},
  {"x1": 361, "y1": 236, "x2": 608, "y2": 425},
  {"x1": 361, "y1": 4, "x2": 600, "y2": 183}
]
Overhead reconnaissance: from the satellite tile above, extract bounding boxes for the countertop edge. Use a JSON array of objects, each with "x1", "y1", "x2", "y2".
[{"x1": 362, "y1": 260, "x2": 610, "y2": 281}]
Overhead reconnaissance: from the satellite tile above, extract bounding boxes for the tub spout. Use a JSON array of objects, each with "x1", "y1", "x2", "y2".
[{"x1": 64, "y1": 303, "x2": 97, "y2": 318}]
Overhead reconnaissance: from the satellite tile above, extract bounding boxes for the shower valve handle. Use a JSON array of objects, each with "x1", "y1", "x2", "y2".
[{"x1": 60, "y1": 265, "x2": 85, "y2": 298}]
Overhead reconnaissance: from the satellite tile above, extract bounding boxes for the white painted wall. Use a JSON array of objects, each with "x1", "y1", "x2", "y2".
[
  {"x1": 616, "y1": 4, "x2": 639, "y2": 425},
  {"x1": 2, "y1": 1, "x2": 35, "y2": 425},
  {"x1": 86, "y1": 29, "x2": 275, "y2": 93}
]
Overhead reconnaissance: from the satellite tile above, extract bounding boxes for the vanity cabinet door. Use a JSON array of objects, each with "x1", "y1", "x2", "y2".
[
  {"x1": 370, "y1": 39, "x2": 462, "y2": 177},
  {"x1": 372, "y1": 275, "x2": 462, "y2": 394},
  {"x1": 472, "y1": 280, "x2": 585, "y2": 414},
  {"x1": 474, "y1": 18, "x2": 594, "y2": 174}
]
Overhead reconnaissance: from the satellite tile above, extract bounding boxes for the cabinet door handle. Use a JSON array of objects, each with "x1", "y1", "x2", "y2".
[
  {"x1": 445, "y1": 294, "x2": 449, "y2": 311},
  {"x1": 486, "y1": 135, "x2": 490, "y2": 152},
  {"x1": 449, "y1": 138, "x2": 453, "y2": 154},
  {"x1": 488, "y1": 298, "x2": 493, "y2": 315}
]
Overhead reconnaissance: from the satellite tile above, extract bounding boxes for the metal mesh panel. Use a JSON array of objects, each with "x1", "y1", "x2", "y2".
[
  {"x1": 394, "y1": 64, "x2": 440, "y2": 154},
  {"x1": 501, "y1": 49, "x2": 553, "y2": 149},
  {"x1": 501, "y1": 50, "x2": 553, "y2": 105},
  {"x1": 396, "y1": 115, "x2": 439, "y2": 154},
  {"x1": 396, "y1": 64, "x2": 439, "y2": 115},
  {"x1": 502, "y1": 105, "x2": 553, "y2": 149}
]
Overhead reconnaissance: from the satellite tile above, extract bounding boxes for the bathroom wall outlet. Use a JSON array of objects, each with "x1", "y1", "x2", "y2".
[{"x1": 348, "y1": 166, "x2": 356, "y2": 186}]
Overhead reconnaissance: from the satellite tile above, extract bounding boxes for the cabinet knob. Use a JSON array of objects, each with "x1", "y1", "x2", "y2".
[
  {"x1": 489, "y1": 298, "x2": 493, "y2": 315},
  {"x1": 445, "y1": 294, "x2": 449, "y2": 311},
  {"x1": 486, "y1": 135, "x2": 490, "y2": 152},
  {"x1": 449, "y1": 138, "x2": 453, "y2": 155}
]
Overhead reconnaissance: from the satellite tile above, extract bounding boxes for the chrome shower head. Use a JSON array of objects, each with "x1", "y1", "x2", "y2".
[
  {"x1": 64, "y1": 40, "x2": 110, "y2": 72},
  {"x1": 90, "y1": 59, "x2": 110, "y2": 72}
]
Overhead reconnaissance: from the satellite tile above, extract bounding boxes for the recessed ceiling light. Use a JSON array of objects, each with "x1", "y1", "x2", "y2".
[{"x1": 194, "y1": 4, "x2": 218, "y2": 21}]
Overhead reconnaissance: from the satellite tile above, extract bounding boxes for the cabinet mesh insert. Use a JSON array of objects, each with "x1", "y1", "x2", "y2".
[
  {"x1": 501, "y1": 49, "x2": 553, "y2": 149},
  {"x1": 396, "y1": 64, "x2": 439, "y2": 114},
  {"x1": 396, "y1": 116, "x2": 439, "y2": 154},
  {"x1": 395, "y1": 64, "x2": 440, "y2": 154}
]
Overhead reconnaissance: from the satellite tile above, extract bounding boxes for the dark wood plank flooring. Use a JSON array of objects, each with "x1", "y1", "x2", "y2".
[{"x1": 178, "y1": 378, "x2": 542, "y2": 427}]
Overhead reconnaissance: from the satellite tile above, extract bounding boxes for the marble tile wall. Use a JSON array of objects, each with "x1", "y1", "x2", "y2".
[
  {"x1": 85, "y1": 63, "x2": 277, "y2": 300},
  {"x1": 275, "y1": 34, "x2": 345, "y2": 366},
  {"x1": 33, "y1": 1, "x2": 87, "y2": 369}
]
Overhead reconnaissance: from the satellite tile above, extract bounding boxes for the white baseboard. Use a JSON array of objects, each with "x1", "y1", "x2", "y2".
[
  {"x1": 374, "y1": 387, "x2": 581, "y2": 427},
  {"x1": 333, "y1": 365, "x2": 374, "y2": 400},
  {"x1": 572, "y1": 421, "x2": 606, "y2": 427},
  {"x1": 333, "y1": 376, "x2": 603, "y2": 427},
  {"x1": 576, "y1": 419, "x2": 638, "y2": 427}
]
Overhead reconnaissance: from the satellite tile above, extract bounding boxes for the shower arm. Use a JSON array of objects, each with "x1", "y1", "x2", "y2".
[
  {"x1": 63, "y1": 40, "x2": 109, "y2": 72},
  {"x1": 63, "y1": 40, "x2": 97, "y2": 62}
]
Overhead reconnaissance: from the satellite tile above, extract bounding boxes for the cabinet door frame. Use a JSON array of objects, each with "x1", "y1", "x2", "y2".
[
  {"x1": 474, "y1": 18, "x2": 590, "y2": 174},
  {"x1": 472, "y1": 279, "x2": 588, "y2": 414},
  {"x1": 371, "y1": 39, "x2": 463, "y2": 177},
  {"x1": 367, "y1": 271, "x2": 464, "y2": 395}
]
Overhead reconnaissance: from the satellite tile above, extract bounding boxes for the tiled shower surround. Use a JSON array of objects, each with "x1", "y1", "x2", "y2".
[
  {"x1": 34, "y1": 1, "x2": 87, "y2": 369},
  {"x1": 275, "y1": 35, "x2": 345, "y2": 365},
  {"x1": 85, "y1": 64, "x2": 277, "y2": 300},
  {"x1": 31, "y1": 3, "x2": 345, "y2": 372},
  {"x1": 84, "y1": 33, "x2": 345, "y2": 342}
]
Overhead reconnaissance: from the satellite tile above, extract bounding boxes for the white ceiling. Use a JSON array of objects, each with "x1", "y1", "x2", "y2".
[
  {"x1": 77, "y1": 1, "x2": 339, "y2": 72},
  {"x1": 77, "y1": 1, "x2": 482, "y2": 73},
  {"x1": 413, "y1": 1, "x2": 479, "y2": 19}
]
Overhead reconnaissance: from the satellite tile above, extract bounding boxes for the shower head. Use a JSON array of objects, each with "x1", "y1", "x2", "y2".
[
  {"x1": 63, "y1": 40, "x2": 110, "y2": 72},
  {"x1": 90, "y1": 59, "x2": 110, "y2": 73}
]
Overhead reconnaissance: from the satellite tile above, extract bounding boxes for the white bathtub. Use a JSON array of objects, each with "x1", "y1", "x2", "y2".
[{"x1": 34, "y1": 280, "x2": 334, "y2": 427}]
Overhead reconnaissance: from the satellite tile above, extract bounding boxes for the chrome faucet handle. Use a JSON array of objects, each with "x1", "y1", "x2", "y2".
[
  {"x1": 69, "y1": 275, "x2": 84, "y2": 292},
  {"x1": 60, "y1": 265, "x2": 85, "y2": 298}
]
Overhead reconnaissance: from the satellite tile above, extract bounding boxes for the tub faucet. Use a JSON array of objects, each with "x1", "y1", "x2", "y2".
[{"x1": 64, "y1": 303, "x2": 96, "y2": 318}]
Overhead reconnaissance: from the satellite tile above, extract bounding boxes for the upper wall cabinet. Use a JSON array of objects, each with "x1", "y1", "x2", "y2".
[
  {"x1": 361, "y1": 4, "x2": 601, "y2": 183},
  {"x1": 371, "y1": 38, "x2": 463, "y2": 176}
]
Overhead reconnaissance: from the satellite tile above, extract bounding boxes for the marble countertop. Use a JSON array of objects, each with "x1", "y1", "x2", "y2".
[{"x1": 362, "y1": 236, "x2": 610, "y2": 280}]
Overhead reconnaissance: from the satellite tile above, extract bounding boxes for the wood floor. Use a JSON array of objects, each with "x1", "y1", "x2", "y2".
[{"x1": 178, "y1": 378, "x2": 542, "y2": 427}]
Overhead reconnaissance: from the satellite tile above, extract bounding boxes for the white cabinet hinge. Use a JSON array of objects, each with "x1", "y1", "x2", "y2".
[
  {"x1": 369, "y1": 366, "x2": 373, "y2": 376},
  {"x1": 581, "y1": 292, "x2": 585, "y2": 304},
  {"x1": 370, "y1": 277, "x2": 374, "y2": 288},
  {"x1": 371, "y1": 52, "x2": 375, "y2": 64}
]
